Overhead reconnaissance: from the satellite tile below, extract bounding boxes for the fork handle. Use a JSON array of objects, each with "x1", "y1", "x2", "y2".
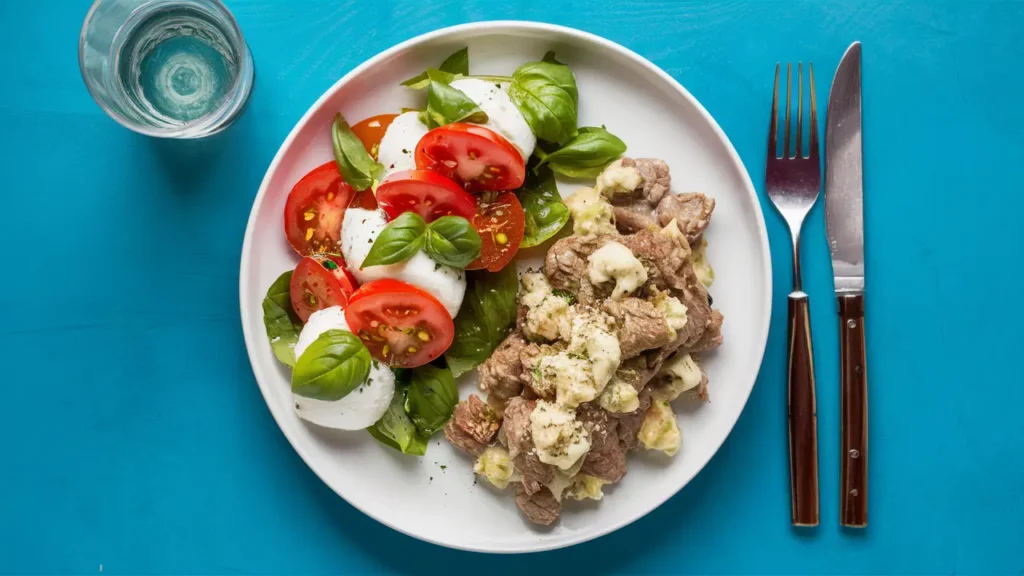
[
  {"x1": 839, "y1": 294, "x2": 868, "y2": 527},
  {"x1": 787, "y1": 291, "x2": 819, "y2": 526}
]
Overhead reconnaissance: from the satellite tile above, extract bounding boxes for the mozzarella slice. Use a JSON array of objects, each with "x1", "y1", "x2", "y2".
[
  {"x1": 450, "y1": 78, "x2": 536, "y2": 160},
  {"x1": 292, "y1": 306, "x2": 396, "y2": 430},
  {"x1": 341, "y1": 208, "x2": 466, "y2": 316},
  {"x1": 378, "y1": 111, "x2": 429, "y2": 178}
]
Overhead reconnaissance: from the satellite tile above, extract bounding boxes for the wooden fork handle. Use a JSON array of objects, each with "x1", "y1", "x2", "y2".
[
  {"x1": 787, "y1": 291, "x2": 819, "y2": 526},
  {"x1": 839, "y1": 293, "x2": 868, "y2": 527}
]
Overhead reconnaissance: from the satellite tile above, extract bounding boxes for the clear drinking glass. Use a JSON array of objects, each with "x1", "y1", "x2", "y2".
[{"x1": 79, "y1": 0, "x2": 254, "y2": 138}]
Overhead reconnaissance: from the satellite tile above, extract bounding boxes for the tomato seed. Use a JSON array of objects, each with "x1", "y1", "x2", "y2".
[{"x1": 417, "y1": 331, "x2": 431, "y2": 342}]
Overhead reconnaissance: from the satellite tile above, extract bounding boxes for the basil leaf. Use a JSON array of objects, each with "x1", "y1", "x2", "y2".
[
  {"x1": 400, "y1": 47, "x2": 470, "y2": 89},
  {"x1": 362, "y1": 212, "x2": 427, "y2": 268},
  {"x1": 518, "y1": 165, "x2": 569, "y2": 248},
  {"x1": 292, "y1": 330, "x2": 371, "y2": 401},
  {"x1": 262, "y1": 271, "x2": 303, "y2": 367},
  {"x1": 426, "y1": 70, "x2": 488, "y2": 127},
  {"x1": 405, "y1": 365, "x2": 458, "y2": 436},
  {"x1": 368, "y1": 378, "x2": 428, "y2": 456},
  {"x1": 537, "y1": 126, "x2": 627, "y2": 178},
  {"x1": 444, "y1": 266, "x2": 519, "y2": 378},
  {"x1": 425, "y1": 216, "x2": 481, "y2": 269},
  {"x1": 332, "y1": 113, "x2": 384, "y2": 191},
  {"x1": 508, "y1": 57, "x2": 578, "y2": 145}
]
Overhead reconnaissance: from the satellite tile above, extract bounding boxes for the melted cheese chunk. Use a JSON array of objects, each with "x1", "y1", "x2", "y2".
[
  {"x1": 595, "y1": 159, "x2": 644, "y2": 199},
  {"x1": 566, "y1": 186, "x2": 616, "y2": 236},
  {"x1": 519, "y1": 272, "x2": 573, "y2": 341},
  {"x1": 474, "y1": 446, "x2": 517, "y2": 489},
  {"x1": 690, "y1": 237, "x2": 715, "y2": 287},
  {"x1": 587, "y1": 241, "x2": 648, "y2": 300},
  {"x1": 530, "y1": 400, "x2": 591, "y2": 470},
  {"x1": 650, "y1": 289, "x2": 689, "y2": 338},
  {"x1": 638, "y1": 400, "x2": 681, "y2": 456},
  {"x1": 652, "y1": 352, "x2": 704, "y2": 402},
  {"x1": 598, "y1": 378, "x2": 640, "y2": 413}
]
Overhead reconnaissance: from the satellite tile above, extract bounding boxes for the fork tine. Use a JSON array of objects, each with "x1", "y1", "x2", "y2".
[
  {"x1": 796, "y1": 62, "x2": 803, "y2": 158},
  {"x1": 808, "y1": 62, "x2": 818, "y2": 158},
  {"x1": 784, "y1": 63, "x2": 792, "y2": 159},
  {"x1": 768, "y1": 63, "x2": 779, "y2": 159}
]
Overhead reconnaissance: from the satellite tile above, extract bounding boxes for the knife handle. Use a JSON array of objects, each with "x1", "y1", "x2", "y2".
[
  {"x1": 839, "y1": 293, "x2": 868, "y2": 527},
  {"x1": 787, "y1": 291, "x2": 819, "y2": 527}
]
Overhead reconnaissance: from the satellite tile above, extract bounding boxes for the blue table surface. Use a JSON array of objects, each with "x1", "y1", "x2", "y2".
[{"x1": 2, "y1": 0, "x2": 1022, "y2": 573}]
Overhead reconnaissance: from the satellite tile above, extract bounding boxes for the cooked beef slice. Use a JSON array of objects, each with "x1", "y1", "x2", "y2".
[
  {"x1": 689, "y1": 309, "x2": 724, "y2": 353},
  {"x1": 603, "y1": 297, "x2": 674, "y2": 359},
  {"x1": 543, "y1": 234, "x2": 610, "y2": 303},
  {"x1": 613, "y1": 388, "x2": 653, "y2": 450},
  {"x1": 501, "y1": 397, "x2": 536, "y2": 459},
  {"x1": 515, "y1": 451, "x2": 555, "y2": 495},
  {"x1": 444, "y1": 395, "x2": 501, "y2": 455},
  {"x1": 479, "y1": 332, "x2": 527, "y2": 406},
  {"x1": 616, "y1": 356, "x2": 659, "y2": 391},
  {"x1": 613, "y1": 205, "x2": 657, "y2": 234},
  {"x1": 616, "y1": 158, "x2": 671, "y2": 208},
  {"x1": 577, "y1": 404, "x2": 628, "y2": 483},
  {"x1": 515, "y1": 484, "x2": 561, "y2": 525},
  {"x1": 657, "y1": 192, "x2": 716, "y2": 245},
  {"x1": 618, "y1": 229, "x2": 692, "y2": 294}
]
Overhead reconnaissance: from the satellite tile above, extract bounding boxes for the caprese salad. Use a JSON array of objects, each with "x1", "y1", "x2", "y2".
[{"x1": 261, "y1": 47, "x2": 627, "y2": 455}]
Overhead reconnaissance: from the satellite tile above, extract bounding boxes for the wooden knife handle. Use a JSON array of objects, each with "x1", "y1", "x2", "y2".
[
  {"x1": 839, "y1": 293, "x2": 868, "y2": 527},
  {"x1": 787, "y1": 291, "x2": 819, "y2": 527}
]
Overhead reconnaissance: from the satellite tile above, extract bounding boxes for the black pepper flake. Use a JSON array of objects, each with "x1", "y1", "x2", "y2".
[
  {"x1": 401, "y1": 148, "x2": 409, "y2": 154},
  {"x1": 707, "y1": 293, "x2": 714, "y2": 306},
  {"x1": 295, "y1": 403, "x2": 300, "y2": 410}
]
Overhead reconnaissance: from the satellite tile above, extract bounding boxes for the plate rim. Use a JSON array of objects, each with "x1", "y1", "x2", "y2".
[{"x1": 239, "y1": 19, "x2": 772, "y2": 554}]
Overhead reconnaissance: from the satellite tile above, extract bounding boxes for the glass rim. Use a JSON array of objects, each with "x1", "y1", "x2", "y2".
[{"x1": 78, "y1": 0, "x2": 251, "y2": 138}]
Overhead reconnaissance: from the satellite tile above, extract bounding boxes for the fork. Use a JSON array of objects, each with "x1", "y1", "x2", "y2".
[{"x1": 766, "y1": 62, "x2": 821, "y2": 527}]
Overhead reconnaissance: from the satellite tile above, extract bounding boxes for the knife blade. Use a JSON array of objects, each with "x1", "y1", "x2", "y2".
[{"x1": 825, "y1": 41, "x2": 868, "y2": 528}]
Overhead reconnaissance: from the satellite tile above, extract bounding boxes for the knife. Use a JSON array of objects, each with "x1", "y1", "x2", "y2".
[{"x1": 825, "y1": 41, "x2": 868, "y2": 528}]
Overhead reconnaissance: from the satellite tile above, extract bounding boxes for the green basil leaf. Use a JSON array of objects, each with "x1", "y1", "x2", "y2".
[
  {"x1": 542, "y1": 51, "x2": 564, "y2": 65},
  {"x1": 405, "y1": 365, "x2": 459, "y2": 436},
  {"x1": 332, "y1": 113, "x2": 384, "y2": 191},
  {"x1": 538, "y1": 126, "x2": 627, "y2": 178},
  {"x1": 400, "y1": 47, "x2": 470, "y2": 89},
  {"x1": 517, "y1": 165, "x2": 569, "y2": 248},
  {"x1": 444, "y1": 266, "x2": 519, "y2": 378},
  {"x1": 425, "y1": 216, "x2": 481, "y2": 269},
  {"x1": 262, "y1": 271, "x2": 303, "y2": 367},
  {"x1": 292, "y1": 330, "x2": 372, "y2": 401},
  {"x1": 508, "y1": 58, "x2": 578, "y2": 145},
  {"x1": 426, "y1": 70, "x2": 488, "y2": 127},
  {"x1": 362, "y1": 212, "x2": 427, "y2": 268},
  {"x1": 368, "y1": 378, "x2": 428, "y2": 456}
]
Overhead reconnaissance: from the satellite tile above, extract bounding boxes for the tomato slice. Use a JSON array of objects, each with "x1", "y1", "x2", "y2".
[
  {"x1": 415, "y1": 123, "x2": 526, "y2": 191},
  {"x1": 351, "y1": 114, "x2": 398, "y2": 160},
  {"x1": 375, "y1": 169, "x2": 477, "y2": 222},
  {"x1": 316, "y1": 254, "x2": 358, "y2": 298},
  {"x1": 290, "y1": 256, "x2": 349, "y2": 323},
  {"x1": 284, "y1": 161, "x2": 356, "y2": 256},
  {"x1": 344, "y1": 279, "x2": 455, "y2": 368},
  {"x1": 466, "y1": 192, "x2": 526, "y2": 272}
]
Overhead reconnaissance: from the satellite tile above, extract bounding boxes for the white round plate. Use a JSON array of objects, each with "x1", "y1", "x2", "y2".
[{"x1": 240, "y1": 21, "x2": 771, "y2": 553}]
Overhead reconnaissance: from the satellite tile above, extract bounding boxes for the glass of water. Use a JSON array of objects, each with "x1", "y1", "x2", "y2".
[{"x1": 79, "y1": 0, "x2": 254, "y2": 138}]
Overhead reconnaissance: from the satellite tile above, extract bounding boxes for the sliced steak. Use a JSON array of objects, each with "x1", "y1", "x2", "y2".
[
  {"x1": 613, "y1": 388, "x2": 653, "y2": 451},
  {"x1": 613, "y1": 205, "x2": 657, "y2": 234},
  {"x1": 444, "y1": 395, "x2": 501, "y2": 456},
  {"x1": 515, "y1": 451, "x2": 555, "y2": 495},
  {"x1": 657, "y1": 192, "x2": 716, "y2": 245},
  {"x1": 515, "y1": 484, "x2": 561, "y2": 525},
  {"x1": 615, "y1": 157, "x2": 671, "y2": 208},
  {"x1": 603, "y1": 297, "x2": 674, "y2": 359},
  {"x1": 543, "y1": 234, "x2": 610, "y2": 303},
  {"x1": 689, "y1": 309, "x2": 724, "y2": 353},
  {"x1": 618, "y1": 229, "x2": 691, "y2": 294},
  {"x1": 577, "y1": 404, "x2": 628, "y2": 483},
  {"x1": 501, "y1": 397, "x2": 536, "y2": 459},
  {"x1": 479, "y1": 332, "x2": 527, "y2": 407}
]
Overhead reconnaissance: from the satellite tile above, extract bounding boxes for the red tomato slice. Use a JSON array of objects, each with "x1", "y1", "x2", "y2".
[
  {"x1": 290, "y1": 256, "x2": 349, "y2": 323},
  {"x1": 415, "y1": 123, "x2": 526, "y2": 191},
  {"x1": 351, "y1": 114, "x2": 398, "y2": 160},
  {"x1": 316, "y1": 254, "x2": 358, "y2": 299},
  {"x1": 344, "y1": 279, "x2": 455, "y2": 368},
  {"x1": 375, "y1": 169, "x2": 477, "y2": 222},
  {"x1": 284, "y1": 161, "x2": 356, "y2": 256},
  {"x1": 466, "y1": 192, "x2": 526, "y2": 272}
]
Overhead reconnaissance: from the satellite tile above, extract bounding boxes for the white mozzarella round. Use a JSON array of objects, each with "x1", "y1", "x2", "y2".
[
  {"x1": 341, "y1": 208, "x2": 466, "y2": 316},
  {"x1": 450, "y1": 78, "x2": 536, "y2": 160},
  {"x1": 292, "y1": 305, "x2": 396, "y2": 430},
  {"x1": 377, "y1": 111, "x2": 429, "y2": 178}
]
